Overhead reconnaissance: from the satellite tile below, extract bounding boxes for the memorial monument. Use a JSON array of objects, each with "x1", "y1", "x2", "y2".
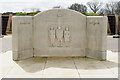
[{"x1": 12, "y1": 9, "x2": 107, "y2": 60}]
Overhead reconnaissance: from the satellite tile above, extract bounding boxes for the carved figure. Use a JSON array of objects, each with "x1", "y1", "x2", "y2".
[
  {"x1": 56, "y1": 26, "x2": 63, "y2": 47},
  {"x1": 64, "y1": 27, "x2": 70, "y2": 47},
  {"x1": 49, "y1": 27, "x2": 56, "y2": 47}
]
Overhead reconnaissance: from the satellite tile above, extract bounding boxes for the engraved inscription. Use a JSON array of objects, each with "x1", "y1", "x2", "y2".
[
  {"x1": 89, "y1": 19, "x2": 99, "y2": 26},
  {"x1": 20, "y1": 23, "x2": 30, "y2": 24}
]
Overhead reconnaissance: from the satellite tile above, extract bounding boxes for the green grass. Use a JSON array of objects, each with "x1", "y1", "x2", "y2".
[
  {"x1": 118, "y1": 16, "x2": 120, "y2": 21},
  {"x1": 85, "y1": 13, "x2": 100, "y2": 16},
  {"x1": 81, "y1": 12, "x2": 100, "y2": 16},
  {"x1": 27, "y1": 12, "x2": 40, "y2": 16}
]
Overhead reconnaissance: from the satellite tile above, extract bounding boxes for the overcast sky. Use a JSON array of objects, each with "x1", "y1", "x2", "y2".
[{"x1": 0, "y1": 0, "x2": 119, "y2": 13}]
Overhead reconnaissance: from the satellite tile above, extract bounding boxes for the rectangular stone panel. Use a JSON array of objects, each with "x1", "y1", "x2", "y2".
[{"x1": 12, "y1": 16, "x2": 33, "y2": 60}]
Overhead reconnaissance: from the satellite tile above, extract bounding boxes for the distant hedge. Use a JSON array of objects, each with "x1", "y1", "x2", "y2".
[
  {"x1": 16, "y1": 11, "x2": 118, "y2": 17},
  {"x1": 16, "y1": 13, "x2": 27, "y2": 15},
  {"x1": 15, "y1": 12, "x2": 40, "y2": 16}
]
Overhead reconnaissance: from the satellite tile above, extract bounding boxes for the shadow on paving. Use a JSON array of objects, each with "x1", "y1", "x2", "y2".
[{"x1": 13, "y1": 57, "x2": 118, "y2": 73}]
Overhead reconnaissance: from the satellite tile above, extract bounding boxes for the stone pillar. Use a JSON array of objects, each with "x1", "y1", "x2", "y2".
[
  {"x1": 115, "y1": 15, "x2": 118, "y2": 35},
  {"x1": 113, "y1": 15, "x2": 120, "y2": 38},
  {"x1": 0, "y1": 14, "x2": 2, "y2": 38},
  {"x1": 119, "y1": 20, "x2": 120, "y2": 33}
]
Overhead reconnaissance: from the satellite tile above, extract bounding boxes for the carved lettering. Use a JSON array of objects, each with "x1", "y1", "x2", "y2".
[
  {"x1": 20, "y1": 23, "x2": 30, "y2": 24},
  {"x1": 89, "y1": 19, "x2": 99, "y2": 26}
]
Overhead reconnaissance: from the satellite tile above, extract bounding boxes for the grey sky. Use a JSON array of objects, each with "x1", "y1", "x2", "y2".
[{"x1": 0, "y1": 0, "x2": 119, "y2": 13}]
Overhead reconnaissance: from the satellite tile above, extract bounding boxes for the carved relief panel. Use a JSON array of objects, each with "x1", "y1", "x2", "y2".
[{"x1": 48, "y1": 26, "x2": 70, "y2": 47}]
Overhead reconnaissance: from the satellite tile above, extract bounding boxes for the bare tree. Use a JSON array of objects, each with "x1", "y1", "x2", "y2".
[
  {"x1": 31, "y1": 8, "x2": 41, "y2": 12},
  {"x1": 22, "y1": 8, "x2": 27, "y2": 13},
  {"x1": 22, "y1": 8, "x2": 41, "y2": 12},
  {"x1": 99, "y1": 1, "x2": 120, "y2": 15},
  {"x1": 87, "y1": 1, "x2": 102, "y2": 13},
  {"x1": 98, "y1": 8, "x2": 106, "y2": 14},
  {"x1": 105, "y1": 2, "x2": 117, "y2": 14},
  {"x1": 115, "y1": 1, "x2": 120, "y2": 15},
  {"x1": 68, "y1": 3, "x2": 87, "y2": 12}
]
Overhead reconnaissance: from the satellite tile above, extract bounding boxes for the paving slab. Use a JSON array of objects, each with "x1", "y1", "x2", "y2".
[{"x1": 43, "y1": 57, "x2": 80, "y2": 78}]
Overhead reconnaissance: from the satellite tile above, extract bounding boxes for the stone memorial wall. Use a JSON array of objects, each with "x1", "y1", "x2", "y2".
[{"x1": 12, "y1": 9, "x2": 107, "y2": 60}]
